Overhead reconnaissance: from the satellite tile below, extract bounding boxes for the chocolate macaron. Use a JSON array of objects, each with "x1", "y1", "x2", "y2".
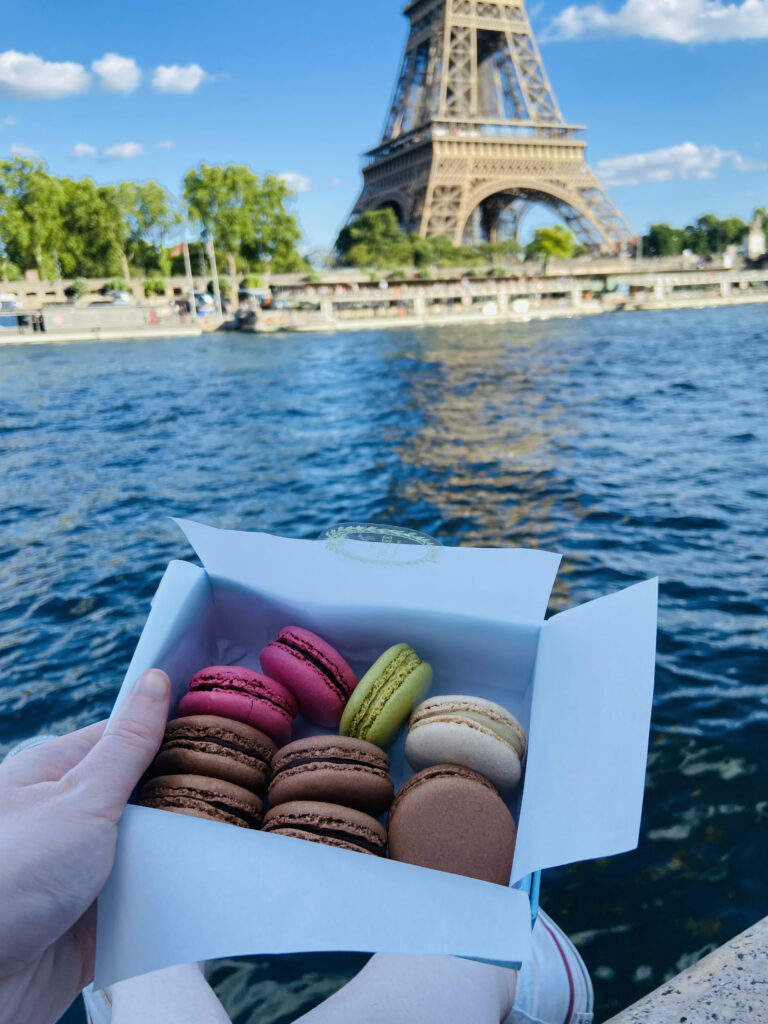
[
  {"x1": 147, "y1": 715, "x2": 276, "y2": 795},
  {"x1": 387, "y1": 764, "x2": 517, "y2": 885},
  {"x1": 269, "y1": 735, "x2": 394, "y2": 816},
  {"x1": 139, "y1": 773, "x2": 264, "y2": 829},
  {"x1": 262, "y1": 800, "x2": 387, "y2": 856}
]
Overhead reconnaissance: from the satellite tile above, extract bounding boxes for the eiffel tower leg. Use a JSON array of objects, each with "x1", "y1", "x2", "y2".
[
  {"x1": 350, "y1": 1, "x2": 634, "y2": 256},
  {"x1": 480, "y1": 195, "x2": 509, "y2": 244},
  {"x1": 420, "y1": 167, "x2": 468, "y2": 242}
]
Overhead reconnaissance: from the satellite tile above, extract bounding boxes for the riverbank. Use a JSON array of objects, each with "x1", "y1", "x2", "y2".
[
  {"x1": 3, "y1": 290, "x2": 766, "y2": 344},
  {"x1": 0, "y1": 322, "x2": 206, "y2": 345},
  {"x1": 278, "y1": 290, "x2": 768, "y2": 334}
]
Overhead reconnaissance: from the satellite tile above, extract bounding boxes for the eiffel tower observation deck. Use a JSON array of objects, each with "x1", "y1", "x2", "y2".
[{"x1": 352, "y1": 0, "x2": 633, "y2": 253}]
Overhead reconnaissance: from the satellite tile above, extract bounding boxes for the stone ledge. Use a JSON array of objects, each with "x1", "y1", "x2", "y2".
[{"x1": 604, "y1": 915, "x2": 768, "y2": 1024}]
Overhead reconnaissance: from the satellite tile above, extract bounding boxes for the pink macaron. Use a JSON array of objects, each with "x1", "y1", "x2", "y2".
[
  {"x1": 178, "y1": 665, "x2": 297, "y2": 746},
  {"x1": 259, "y1": 627, "x2": 358, "y2": 727}
]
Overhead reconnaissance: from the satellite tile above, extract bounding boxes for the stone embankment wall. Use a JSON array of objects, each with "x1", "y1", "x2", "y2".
[
  {"x1": 0, "y1": 276, "x2": 213, "y2": 309},
  {"x1": 605, "y1": 915, "x2": 768, "y2": 1024}
]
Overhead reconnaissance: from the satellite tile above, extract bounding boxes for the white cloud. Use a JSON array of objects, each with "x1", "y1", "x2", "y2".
[
  {"x1": 70, "y1": 142, "x2": 97, "y2": 159},
  {"x1": 10, "y1": 142, "x2": 36, "y2": 157},
  {"x1": 546, "y1": 0, "x2": 768, "y2": 42},
  {"x1": 105, "y1": 141, "x2": 145, "y2": 159},
  {"x1": 279, "y1": 171, "x2": 312, "y2": 193},
  {"x1": 152, "y1": 63, "x2": 208, "y2": 94},
  {"x1": 155, "y1": 139, "x2": 174, "y2": 150},
  {"x1": 0, "y1": 50, "x2": 90, "y2": 100},
  {"x1": 596, "y1": 142, "x2": 768, "y2": 186},
  {"x1": 327, "y1": 177, "x2": 343, "y2": 188},
  {"x1": 2, "y1": 114, "x2": 18, "y2": 127},
  {"x1": 92, "y1": 53, "x2": 141, "y2": 93}
]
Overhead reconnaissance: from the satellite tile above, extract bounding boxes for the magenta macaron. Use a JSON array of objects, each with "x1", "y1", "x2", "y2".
[
  {"x1": 177, "y1": 665, "x2": 297, "y2": 747},
  {"x1": 259, "y1": 627, "x2": 358, "y2": 727}
]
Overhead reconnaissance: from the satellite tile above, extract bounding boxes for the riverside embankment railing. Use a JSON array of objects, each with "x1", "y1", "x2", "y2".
[{"x1": 0, "y1": 251, "x2": 754, "y2": 307}]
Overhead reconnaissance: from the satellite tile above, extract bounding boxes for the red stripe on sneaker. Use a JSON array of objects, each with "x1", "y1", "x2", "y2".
[{"x1": 540, "y1": 916, "x2": 575, "y2": 1024}]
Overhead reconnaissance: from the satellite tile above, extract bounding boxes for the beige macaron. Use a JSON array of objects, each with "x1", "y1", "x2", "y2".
[{"x1": 404, "y1": 695, "x2": 527, "y2": 793}]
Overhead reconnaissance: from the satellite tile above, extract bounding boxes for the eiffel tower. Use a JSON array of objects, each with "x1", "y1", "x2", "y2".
[{"x1": 351, "y1": 0, "x2": 633, "y2": 252}]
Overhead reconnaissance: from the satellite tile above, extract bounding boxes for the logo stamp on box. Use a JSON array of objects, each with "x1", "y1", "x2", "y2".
[{"x1": 323, "y1": 523, "x2": 440, "y2": 567}]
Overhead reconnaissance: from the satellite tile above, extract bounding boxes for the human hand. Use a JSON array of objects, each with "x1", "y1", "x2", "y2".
[{"x1": 0, "y1": 668, "x2": 170, "y2": 1024}]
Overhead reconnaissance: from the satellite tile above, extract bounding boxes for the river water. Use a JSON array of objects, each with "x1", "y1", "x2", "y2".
[{"x1": 1, "y1": 307, "x2": 766, "y2": 1021}]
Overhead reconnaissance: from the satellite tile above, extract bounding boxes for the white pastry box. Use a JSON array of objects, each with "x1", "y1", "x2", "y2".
[{"x1": 95, "y1": 519, "x2": 657, "y2": 988}]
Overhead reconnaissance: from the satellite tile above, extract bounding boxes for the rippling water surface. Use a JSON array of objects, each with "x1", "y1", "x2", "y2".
[{"x1": 1, "y1": 307, "x2": 766, "y2": 1021}]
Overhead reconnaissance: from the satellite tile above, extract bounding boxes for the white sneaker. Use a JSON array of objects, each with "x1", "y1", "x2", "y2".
[{"x1": 506, "y1": 908, "x2": 594, "y2": 1024}]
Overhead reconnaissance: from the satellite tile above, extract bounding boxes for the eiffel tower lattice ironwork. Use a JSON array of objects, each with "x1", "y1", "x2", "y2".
[{"x1": 351, "y1": 0, "x2": 633, "y2": 252}]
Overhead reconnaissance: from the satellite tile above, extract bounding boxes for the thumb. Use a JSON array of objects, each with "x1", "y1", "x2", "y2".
[{"x1": 66, "y1": 669, "x2": 170, "y2": 819}]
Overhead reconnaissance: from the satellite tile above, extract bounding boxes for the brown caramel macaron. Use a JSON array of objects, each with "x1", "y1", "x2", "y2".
[
  {"x1": 139, "y1": 773, "x2": 264, "y2": 829},
  {"x1": 147, "y1": 715, "x2": 276, "y2": 795},
  {"x1": 262, "y1": 800, "x2": 387, "y2": 856},
  {"x1": 387, "y1": 764, "x2": 517, "y2": 885},
  {"x1": 269, "y1": 735, "x2": 394, "y2": 816}
]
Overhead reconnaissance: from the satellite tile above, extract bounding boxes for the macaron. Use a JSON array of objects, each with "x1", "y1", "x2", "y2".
[
  {"x1": 339, "y1": 643, "x2": 433, "y2": 750},
  {"x1": 269, "y1": 735, "x2": 394, "y2": 816},
  {"x1": 178, "y1": 665, "x2": 297, "y2": 747},
  {"x1": 146, "y1": 715, "x2": 276, "y2": 795},
  {"x1": 139, "y1": 773, "x2": 264, "y2": 829},
  {"x1": 405, "y1": 695, "x2": 527, "y2": 793},
  {"x1": 261, "y1": 800, "x2": 387, "y2": 856},
  {"x1": 259, "y1": 626, "x2": 358, "y2": 727},
  {"x1": 387, "y1": 764, "x2": 517, "y2": 885}
]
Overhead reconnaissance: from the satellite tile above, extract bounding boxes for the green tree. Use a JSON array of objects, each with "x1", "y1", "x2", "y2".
[
  {"x1": 524, "y1": 225, "x2": 577, "y2": 262},
  {"x1": 119, "y1": 181, "x2": 179, "y2": 276},
  {"x1": 642, "y1": 223, "x2": 687, "y2": 256},
  {"x1": 684, "y1": 213, "x2": 746, "y2": 254},
  {"x1": 56, "y1": 178, "x2": 125, "y2": 278},
  {"x1": 335, "y1": 209, "x2": 413, "y2": 268},
  {"x1": 480, "y1": 239, "x2": 521, "y2": 264},
  {"x1": 0, "y1": 157, "x2": 63, "y2": 277},
  {"x1": 428, "y1": 234, "x2": 486, "y2": 268},
  {"x1": 240, "y1": 173, "x2": 305, "y2": 272},
  {"x1": 183, "y1": 164, "x2": 304, "y2": 279},
  {"x1": 410, "y1": 235, "x2": 435, "y2": 268}
]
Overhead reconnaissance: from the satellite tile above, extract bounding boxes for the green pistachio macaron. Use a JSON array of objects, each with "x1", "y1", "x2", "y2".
[{"x1": 340, "y1": 643, "x2": 433, "y2": 750}]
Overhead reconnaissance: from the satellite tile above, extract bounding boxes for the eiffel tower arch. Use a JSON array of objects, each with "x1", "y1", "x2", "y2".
[{"x1": 351, "y1": 0, "x2": 633, "y2": 253}]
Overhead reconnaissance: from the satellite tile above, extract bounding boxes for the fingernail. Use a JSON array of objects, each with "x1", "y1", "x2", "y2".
[{"x1": 133, "y1": 669, "x2": 169, "y2": 700}]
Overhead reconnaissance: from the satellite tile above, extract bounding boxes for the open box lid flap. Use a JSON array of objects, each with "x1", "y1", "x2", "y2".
[
  {"x1": 96, "y1": 804, "x2": 533, "y2": 989},
  {"x1": 512, "y1": 578, "x2": 658, "y2": 882},
  {"x1": 175, "y1": 518, "x2": 562, "y2": 624}
]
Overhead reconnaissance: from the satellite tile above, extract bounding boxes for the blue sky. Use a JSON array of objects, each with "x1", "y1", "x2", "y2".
[{"x1": 1, "y1": 0, "x2": 766, "y2": 250}]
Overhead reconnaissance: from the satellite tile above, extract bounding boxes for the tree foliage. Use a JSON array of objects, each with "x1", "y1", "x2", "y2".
[
  {"x1": 0, "y1": 158, "x2": 306, "y2": 281},
  {"x1": 335, "y1": 209, "x2": 413, "y2": 268},
  {"x1": 524, "y1": 225, "x2": 577, "y2": 261},
  {"x1": 335, "y1": 210, "x2": 522, "y2": 270},
  {"x1": 183, "y1": 164, "x2": 304, "y2": 276},
  {"x1": 643, "y1": 214, "x2": 748, "y2": 256},
  {"x1": 0, "y1": 158, "x2": 63, "y2": 277}
]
